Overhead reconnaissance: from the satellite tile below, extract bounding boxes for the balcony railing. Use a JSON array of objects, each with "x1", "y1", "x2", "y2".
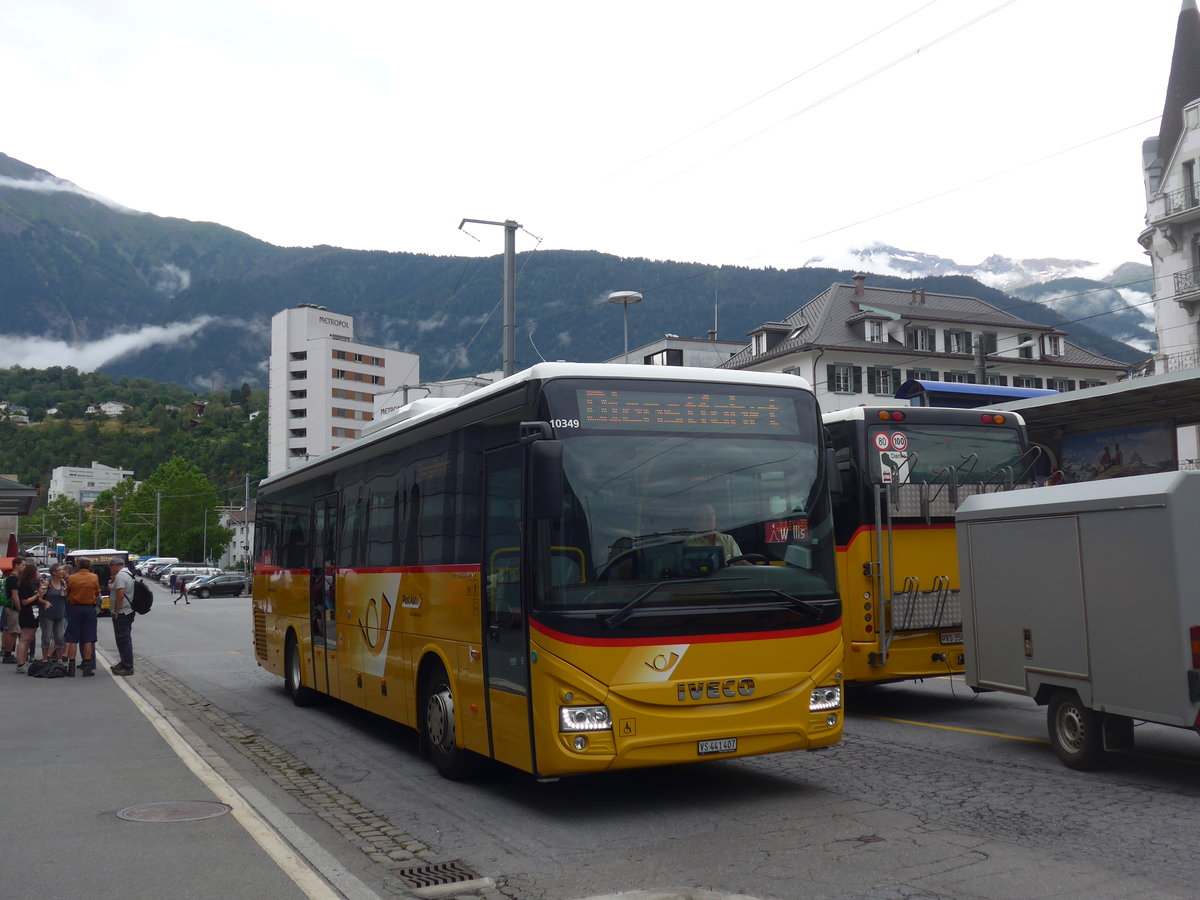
[
  {"x1": 1166, "y1": 348, "x2": 1200, "y2": 373},
  {"x1": 1173, "y1": 266, "x2": 1200, "y2": 299},
  {"x1": 1163, "y1": 184, "x2": 1200, "y2": 216}
]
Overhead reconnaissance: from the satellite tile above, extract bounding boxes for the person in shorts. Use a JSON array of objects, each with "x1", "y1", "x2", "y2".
[
  {"x1": 2, "y1": 556, "x2": 21, "y2": 663},
  {"x1": 64, "y1": 557, "x2": 100, "y2": 677},
  {"x1": 39, "y1": 563, "x2": 69, "y2": 661}
]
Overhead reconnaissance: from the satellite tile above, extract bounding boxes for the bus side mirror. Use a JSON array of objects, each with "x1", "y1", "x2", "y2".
[
  {"x1": 529, "y1": 440, "x2": 564, "y2": 519},
  {"x1": 826, "y1": 447, "x2": 843, "y2": 497}
]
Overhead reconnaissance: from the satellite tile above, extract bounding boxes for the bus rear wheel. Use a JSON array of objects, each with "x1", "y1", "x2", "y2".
[
  {"x1": 423, "y1": 661, "x2": 481, "y2": 780},
  {"x1": 285, "y1": 633, "x2": 317, "y2": 707},
  {"x1": 1048, "y1": 690, "x2": 1103, "y2": 770}
]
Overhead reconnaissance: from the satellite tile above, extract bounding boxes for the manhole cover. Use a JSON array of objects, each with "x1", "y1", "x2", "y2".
[
  {"x1": 116, "y1": 801, "x2": 233, "y2": 822},
  {"x1": 391, "y1": 860, "x2": 481, "y2": 888}
]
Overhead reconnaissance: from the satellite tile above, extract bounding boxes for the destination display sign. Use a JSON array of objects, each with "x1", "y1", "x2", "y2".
[{"x1": 572, "y1": 387, "x2": 798, "y2": 433}]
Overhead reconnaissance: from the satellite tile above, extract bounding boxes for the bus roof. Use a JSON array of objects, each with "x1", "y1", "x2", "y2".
[
  {"x1": 264, "y1": 362, "x2": 817, "y2": 490},
  {"x1": 894, "y1": 379, "x2": 1058, "y2": 406}
]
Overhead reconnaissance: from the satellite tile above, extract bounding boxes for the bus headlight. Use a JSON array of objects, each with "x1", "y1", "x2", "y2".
[
  {"x1": 560, "y1": 705, "x2": 612, "y2": 732},
  {"x1": 809, "y1": 686, "x2": 841, "y2": 712}
]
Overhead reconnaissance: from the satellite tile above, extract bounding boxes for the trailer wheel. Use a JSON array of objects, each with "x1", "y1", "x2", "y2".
[{"x1": 1048, "y1": 690, "x2": 1103, "y2": 770}]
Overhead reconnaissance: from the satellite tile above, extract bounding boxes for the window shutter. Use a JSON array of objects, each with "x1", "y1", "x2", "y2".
[
  {"x1": 1067, "y1": 380, "x2": 1076, "y2": 391},
  {"x1": 982, "y1": 332, "x2": 998, "y2": 354},
  {"x1": 905, "y1": 369, "x2": 916, "y2": 382},
  {"x1": 1034, "y1": 378, "x2": 1043, "y2": 388},
  {"x1": 852, "y1": 367, "x2": 862, "y2": 393},
  {"x1": 943, "y1": 330, "x2": 952, "y2": 353},
  {"x1": 965, "y1": 332, "x2": 974, "y2": 355},
  {"x1": 891, "y1": 368, "x2": 901, "y2": 389},
  {"x1": 826, "y1": 364, "x2": 835, "y2": 390}
]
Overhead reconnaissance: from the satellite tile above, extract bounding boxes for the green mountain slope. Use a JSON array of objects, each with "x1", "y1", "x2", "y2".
[{"x1": 0, "y1": 153, "x2": 1146, "y2": 388}]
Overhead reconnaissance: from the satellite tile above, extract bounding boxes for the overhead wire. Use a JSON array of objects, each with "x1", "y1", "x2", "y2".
[
  {"x1": 605, "y1": 0, "x2": 945, "y2": 182},
  {"x1": 655, "y1": 0, "x2": 1021, "y2": 186}
]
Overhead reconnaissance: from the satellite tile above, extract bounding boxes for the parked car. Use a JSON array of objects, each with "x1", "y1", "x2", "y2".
[{"x1": 188, "y1": 573, "x2": 250, "y2": 598}]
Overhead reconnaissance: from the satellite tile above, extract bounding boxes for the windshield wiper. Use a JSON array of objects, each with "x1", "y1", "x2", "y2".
[
  {"x1": 600, "y1": 581, "x2": 826, "y2": 629},
  {"x1": 600, "y1": 577, "x2": 712, "y2": 629}
]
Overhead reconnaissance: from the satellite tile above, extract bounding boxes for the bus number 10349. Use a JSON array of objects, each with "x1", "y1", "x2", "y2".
[{"x1": 551, "y1": 419, "x2": 581, "y2": 429}]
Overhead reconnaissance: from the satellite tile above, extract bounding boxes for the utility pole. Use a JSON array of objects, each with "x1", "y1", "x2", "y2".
[
  {"x1": 112, "y1": 498, "x2": 118, "y2": 548},
  {"x1": 244, "y1": 473, "x2": 251, "y2": 578},
  {"x1": 459, "y1": 217, "x2": 521, "y2": 377},
  {"x1": 156, "y1": 490, "x2": 162, "y2": 556}
]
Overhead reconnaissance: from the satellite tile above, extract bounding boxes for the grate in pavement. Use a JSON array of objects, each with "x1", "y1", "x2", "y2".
[{"x1": 391, "y1": 860, "x2": 481, "y2": 888}]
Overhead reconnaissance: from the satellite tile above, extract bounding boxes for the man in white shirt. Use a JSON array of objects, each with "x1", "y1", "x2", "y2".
[
  {"x1": 108, "y1": 558, "x2": 136, "y2": 676},
  {"x1": 684, "y1": 504, "x2": 747, "y2": 565}
]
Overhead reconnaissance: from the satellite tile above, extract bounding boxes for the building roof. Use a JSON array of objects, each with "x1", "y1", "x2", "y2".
[
  {"x1": 0, "y1": 475, "x2": 38, "y2": 517},
  {"x1": 1157, "y1": 1, "x2": 1200, "y2": 168},
  {"x1": 721, "y1": 280, "x2": 1127, "y2": 371}
]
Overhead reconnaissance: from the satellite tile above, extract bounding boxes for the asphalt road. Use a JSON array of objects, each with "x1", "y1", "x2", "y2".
[{"x1": 127, "y1": 583, "x2": 1200, "y2": 900}]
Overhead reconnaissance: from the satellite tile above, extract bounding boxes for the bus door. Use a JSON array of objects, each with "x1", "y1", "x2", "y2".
[
  {"x1": 482, "y1": 445, "x2": 534, "y2": 772},
  {"x1": 309, "y1": 493, "x2": 341, "y2": 697}
]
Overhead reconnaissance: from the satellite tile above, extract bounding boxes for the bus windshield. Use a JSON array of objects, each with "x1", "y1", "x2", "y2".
[
  {"x1": 867, "y1": 422, "x2": 1028, "y2": 486},
  {"x1": 533, "y1": 381, "x2": 839, "y2": 637}
]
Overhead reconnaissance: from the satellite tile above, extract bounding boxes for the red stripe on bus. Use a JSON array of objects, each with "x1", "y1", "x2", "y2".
[
  {"x1": 252, "y1": 564, "x2": 480, "y2": 576},
  {"x1": 530, "y1": 617, "x2": 840, "y2": 647},
  {"x1": 836, "y1": 522, "x2": 955, "y2": 551}
]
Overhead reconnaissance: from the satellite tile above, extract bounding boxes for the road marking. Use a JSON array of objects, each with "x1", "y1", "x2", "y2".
[
  {"x1": 97, "y1": 648, "x2": 368, "y2": 900},
  {"x1": 854, "y1": 713, "x2": 1048, "y2": 744}
]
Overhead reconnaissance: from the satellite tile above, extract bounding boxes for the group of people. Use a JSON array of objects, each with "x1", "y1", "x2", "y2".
[{"x1": 1, "y1": 555, "x2": 138, "y2": 677}]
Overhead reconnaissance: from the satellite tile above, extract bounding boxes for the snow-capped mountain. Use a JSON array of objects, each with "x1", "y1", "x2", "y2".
[{"x1": 804, "y1": 243, "x2": 1141, "y2": 291}]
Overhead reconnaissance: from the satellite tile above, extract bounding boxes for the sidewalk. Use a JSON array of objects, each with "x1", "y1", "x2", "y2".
[{"x1": 1, "y1": 634, "x2": 327, "y2": 899}]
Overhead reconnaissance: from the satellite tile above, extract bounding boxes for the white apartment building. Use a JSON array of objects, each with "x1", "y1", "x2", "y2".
[
  {"x1": 604, "y1": 334, "x2": 748, "y2": 368},
  {"x1": 720, "y1": 276, "x2": 1127, "y2": 413},
  {"x1": 268, "y1": 305, "x2": 420, "y2": 476},
  {"x1": 49, "y1": 461, "x2": 135, "y2": 506},
  {"x1": 1137, "y1": 0, "x2": 1200, "y2": 459}
]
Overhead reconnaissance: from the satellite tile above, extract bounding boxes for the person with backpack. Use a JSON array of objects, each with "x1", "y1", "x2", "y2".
[
  {"x1": 1, "y1": 556, "x2": 22, "y2": 664},
  {"x1": 108, "y1": 558, "x2": 136, "y2": 676}
]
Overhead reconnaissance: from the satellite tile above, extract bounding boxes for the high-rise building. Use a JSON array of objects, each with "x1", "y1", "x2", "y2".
[{"x1": 268, "y1": 305, "x2": 419, "y2": 477}]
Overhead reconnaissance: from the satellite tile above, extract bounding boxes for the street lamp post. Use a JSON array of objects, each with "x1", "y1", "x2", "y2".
[{"x1": 608, "y1": 291, "x2": 643, "y2": 364}]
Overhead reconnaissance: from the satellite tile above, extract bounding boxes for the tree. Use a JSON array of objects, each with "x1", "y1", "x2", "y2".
[
  {"x1": 17, "y1": 493, "x2": 84, "y2": 548},
  {"x1": 124, "y1": 457, "x2": 233, "y2": 561}
]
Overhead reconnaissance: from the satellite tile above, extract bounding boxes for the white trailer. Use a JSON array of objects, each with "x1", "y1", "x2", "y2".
[{"x1": 956, "y1": 470, "x2": 1200, "y2": 769}]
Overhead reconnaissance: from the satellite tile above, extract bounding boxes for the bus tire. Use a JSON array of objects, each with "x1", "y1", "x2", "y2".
[
  {"x1": 285, "y1": 633, "x2": 317, "y2": 707},
  {"x1": 1048, "y1": 690, "x2": 1103, "y2": 770},
  {"x1": 422, "y1": 660, "x2": 481, "y2": 780}
]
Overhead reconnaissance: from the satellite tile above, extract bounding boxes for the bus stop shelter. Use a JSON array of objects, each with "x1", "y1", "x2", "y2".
[{"x1": 995, "y1": 369, "x2": 1200, "y2": 478}]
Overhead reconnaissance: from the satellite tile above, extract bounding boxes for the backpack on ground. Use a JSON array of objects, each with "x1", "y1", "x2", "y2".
[
  {"x1": 26, "y1": 659, "x2": 50, "y2": 677},
  {"x1": 33, "y1": 660, "x2": 68, "y2": 678},
  {"x1": 131, "y1": 578, "x2": 153, "y2": 615}
]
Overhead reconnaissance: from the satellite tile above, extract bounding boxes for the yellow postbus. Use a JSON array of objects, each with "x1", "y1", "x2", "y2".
[
  {"x1": 64, "y1": 548, "x2": 129, "y2": 616},
  {"x1": 253, "y1": 363, "x2": 844, "y2": 779},
  {"x1": 823, "y1": 406, "x2": 1042, "y2": 685}
]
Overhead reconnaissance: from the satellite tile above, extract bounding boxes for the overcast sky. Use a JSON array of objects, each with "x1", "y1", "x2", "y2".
[{"x1": 1, "y1": 0, "x2": 1186, "y2": 275}]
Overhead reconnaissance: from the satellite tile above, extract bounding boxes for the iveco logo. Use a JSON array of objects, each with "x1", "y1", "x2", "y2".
[{"x1": 676, "y1": 678, "x2": 755, "y2": 701}]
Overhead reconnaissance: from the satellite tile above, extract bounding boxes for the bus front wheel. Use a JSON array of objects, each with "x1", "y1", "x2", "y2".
[
  {"x1": 285, "y1": 633, "x2": 317, "y2": 707},
  {"x1": 1048, "y1": 690, "x2": 1103, "y2": 770},
  {"x1": 422, "y1": 661, "x2": 481, "y2": 780}
]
